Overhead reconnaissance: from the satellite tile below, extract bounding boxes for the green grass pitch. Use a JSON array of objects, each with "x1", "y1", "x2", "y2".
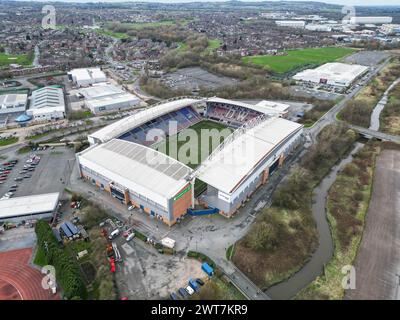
[
  {"x1": 152, "y1": 120, "x2": 232, "y2": 196},
  {"x1": 242, "y1": 47, "x2": 356, "y2": 74}
]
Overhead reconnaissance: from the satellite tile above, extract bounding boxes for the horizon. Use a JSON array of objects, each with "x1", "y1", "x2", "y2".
[{"x1": 10, "y1": 0, "x2": 400, "y2": 8}]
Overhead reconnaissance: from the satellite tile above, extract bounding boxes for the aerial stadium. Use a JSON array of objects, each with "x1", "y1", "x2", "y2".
[{"x1": 76, "y1": 97, "x2": 304, "y2": 226}]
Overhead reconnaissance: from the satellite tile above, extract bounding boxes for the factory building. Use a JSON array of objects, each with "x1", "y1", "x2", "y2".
[
  {"x1": 293, "y1": 62, "x2": 369, "y2": 88},
  {"x1": 27, "y1": 86, "x2": 65, "y2": 121},
  {"x1": 0, "y1": 193, "x2": 60, "y2": 223},
  {"x1": 0, "y1": 93, "x2": 28, "y2": 114},
  {"x1": 275, "y1": 20, "x2": 306, "y2": 28},
  {"x1": 68, "y1": 68, "x2": 107, "y2": 87},
  {"x1": 79, "y1": 84, "x2": 140, "y2": 114},
  {"x1": 349, "y1": 17, "x2": 393, "y2": 25}
]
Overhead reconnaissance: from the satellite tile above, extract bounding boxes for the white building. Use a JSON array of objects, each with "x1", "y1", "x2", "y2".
[
  {"x1": 305, "y1": 24, "x2": 332, "y2": 32},
  {"x1": 255, "y1": 100, "x2": 290, "y2": 118},
  {"x1": 0, "y1": 193, "x2": 60, "y2": 223},
  {"x1": 380, "y1": 24, "x2": 400, "y2": 35},
  {"x1": 0, "y1": 93, "x2": 27, "y2": 114},
  {"x1": 68, "y1": 68, "x2": 107, "y2": 87},
  {"x1": 276, "y1": 20, "x2": 306, "y2": 28},
  {"x1": 349, "y1": 17, "x2": 393, "y2": 25},
  {"x1": 293, "y1": 62, "x2": 369, "y2": 88},
  {"x1": 79, "y1": 84, "x2": 141, "y2": 114},
  {"x1": 27, "y1": 86, "x2": 65, "y2": 121}
]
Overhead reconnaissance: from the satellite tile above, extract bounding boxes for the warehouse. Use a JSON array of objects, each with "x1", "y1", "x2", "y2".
[
  {"x1": 293, "y1": 62, "x2": 369, "y2": 88},
  {"x1": 0, "y1": 93, "x2": 28, "y2": 114},
  {"x1": 68, "y1": 68, "x2": 107, "y2": 87},
  {"x1": 196, "y1": 117, "x2": 303, "y2": 217},
  {"x1": 0, "y1": 193, "x2": 60, "y2": 223},
  {"x1": 27, "y1": 86, "x2": 65, "y2": 121},
  {"x1": 349, "y1": 16, "x2": 393, "y2": 25},
  {"x1": 80, "y1": 84, "x2": 140, "y2": 114},
  {"x1": 275, "y1": 20, "x2": 306, "y2": 28},
  {"x1": 76, "y1": 139, "x2": 193, "y2": 226}
]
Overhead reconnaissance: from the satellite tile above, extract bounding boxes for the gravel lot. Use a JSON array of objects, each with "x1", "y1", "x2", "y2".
[{"x1": 341, "y1": 51, "x2": 391, "y2": 67}]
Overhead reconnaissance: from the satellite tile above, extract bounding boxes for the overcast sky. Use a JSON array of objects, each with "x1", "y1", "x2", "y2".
[{"x1": 18, "y1": 0, "x2": 400, "y2": 6}]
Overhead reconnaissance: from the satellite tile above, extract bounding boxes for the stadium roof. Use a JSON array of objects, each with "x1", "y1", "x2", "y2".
[
  {"x1": 293, "y1": 62, "x2": 369, "y2": 87},
  {"x1": 206, "y1": 97, "x2": 288, "y2": 116},
  {"x1": 88, "y1": 98, "x2": 200, "y2": 143},
  {"x1": 78, "y1": 139, "x2": 193, "y2": 208},
  {"x1": 196, "y1": 117, "x2": 303, "y2": 194},
  {"x1": 0, "y1": 193, "x2": 60, "y2": 220}
]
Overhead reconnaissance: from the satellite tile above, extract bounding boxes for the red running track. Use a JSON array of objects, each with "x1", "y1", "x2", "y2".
[{"x1": 0, "y1": 248, "x2": 60, "y2": 300}]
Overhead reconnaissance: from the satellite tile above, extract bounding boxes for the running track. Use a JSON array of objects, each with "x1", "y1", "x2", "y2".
[{"x1": 0, "y1": 248, "x2": 60, "y2": 300}]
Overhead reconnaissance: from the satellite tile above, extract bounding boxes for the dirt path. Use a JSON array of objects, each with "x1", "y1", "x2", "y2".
[{"x1": 345, "y1": 149, "x2": 400, "y2": 300}]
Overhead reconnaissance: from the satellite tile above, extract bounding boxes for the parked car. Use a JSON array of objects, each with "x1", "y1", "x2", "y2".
[
  {"x1": 170, "y1": 292, "x2": 179, "y2": 300},
  {"x1": 185, "y1": 286, "x2": 195, "y2": 295},
  {"x1": 14, "y1": 177, "x2": 23, "y2": 181},
  {"x1": 178, "y1": 288, "x2": 188, "y2": 298},
  {"x1": 126, "y1": 233, "x2": 135, "y2": 242},
  {"x1": 196, "y1": 278, "x2": 205, "y2": 286}
]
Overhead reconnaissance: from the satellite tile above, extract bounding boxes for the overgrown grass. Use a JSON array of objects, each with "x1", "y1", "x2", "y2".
[
  {"x1": 297, "y1": 141, "x2": 380, "y2": 299},
  {"x1": 339, "y1": 58, "x2": 400, "y2": 127},
  {"x1": 0, "y1": 137, "x2": 18, "y2": 147},
  {"x1": 380, "y1": 83, "x2": 400, "y2": 135},
  {"x1": 232, "y1": 125, "x2": 358, "y2": 289},
  {"x1": 33, "y1": 246, "x2": 47, "y2": 267}
]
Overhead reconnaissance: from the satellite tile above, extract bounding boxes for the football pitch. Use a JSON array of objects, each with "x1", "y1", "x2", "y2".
[
  {"x1": 242, "y1": 47, "x2": 356, "y2": 74},
  {"x1": 152, "y1": 120, "x2": 232, "y2": 196}
]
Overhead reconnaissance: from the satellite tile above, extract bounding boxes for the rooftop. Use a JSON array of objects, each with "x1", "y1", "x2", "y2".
[
  {"x1": 78, "y1": 139, "x2": 192, "y2": 208},
  {"x1": 30, "y1": 86, "x2": 65, "y2": 110},
  {"x1": 197, "y1": 117, "x2": 303, "y2": 194},
  {"x1": 0, "y1": 193, "x2": 60, "y2": 220}
]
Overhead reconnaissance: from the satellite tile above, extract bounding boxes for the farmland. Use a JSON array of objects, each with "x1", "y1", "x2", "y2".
[{"x1": 242, "y1": 47, "x2": 356, "y2": 74}]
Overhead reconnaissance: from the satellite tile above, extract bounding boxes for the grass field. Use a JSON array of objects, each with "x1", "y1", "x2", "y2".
[
  {"x1": 153, "y1": 120, "x2": 232, "y2": 196},
  {"x1": 242, "y1": 47, "x2": 356, "y2": 74},
  {"x1": 0, "y1": 52, "x2": 33, "y2": 68},
  {"x1": 0, "y1": 137, "x2": 19, "y2": 147}
]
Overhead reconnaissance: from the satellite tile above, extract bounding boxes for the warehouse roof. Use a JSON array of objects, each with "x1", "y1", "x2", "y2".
[
  {"x1": 89, "y1": 98, "x2": 199, "y2": 143},
  {"x1": 30, "y1": 86, "x2": 65, "y2": 110},
  {"x1": 86, "y1": 93, "x2": 140, "y2": 108},
  {"x1": 197, "y1": 117, "x2": 303, "y2": 194},
  {"x1": 79, "y1": 84, "x2": 124, "y2": 99},
  {"x1": 293, "y1": 62, "x2": 369, "y2": 87},
  {"x1": 0, "y1": 193, "x2": 60, "y2": 220},
  {"x1": 0, "y1": 93, "x2": 28, "y2": 109},
  {"x1": 78, "y1": 139, "x2": 192, "y2": 208}
]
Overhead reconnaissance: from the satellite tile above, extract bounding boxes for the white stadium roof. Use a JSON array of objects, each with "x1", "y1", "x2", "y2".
[
  {"x1": 0, "y1": 193, "x2": 60, "y2": 220},
  {"x1": 88, "y1": 98, "x2": 200, "y2": 143},
  {"x1": 197, "y1": 117, "x2": 303, "y2": 194},
  {"x1": 293, "y1": 62, "x2": 369, "y2": 87},
  {"x1": 207, "y1": 97, "x2": 288, "y2": 116},
  {"x1": 78, "y1": 139, "x2": 192, "y2": 208}
]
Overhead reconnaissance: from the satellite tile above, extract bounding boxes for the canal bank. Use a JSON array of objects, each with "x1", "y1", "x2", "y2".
[{"x1": 265, "y1": 142, "x2": 364, "y2": 300}]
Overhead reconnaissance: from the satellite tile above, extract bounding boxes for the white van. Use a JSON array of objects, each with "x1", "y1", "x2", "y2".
[
  {"x1": 108, "y1": 229, "x2": 120, "y2": 240},
  {"x1": 126, "y1": 233, "x2": 135, "y2": 242}
]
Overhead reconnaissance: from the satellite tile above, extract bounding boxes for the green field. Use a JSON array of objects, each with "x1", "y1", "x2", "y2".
[
  {"x1": 153, "y1": 120, "x2": 232, "y2": 196},
  {"x1": 242, "y1": 47, "x2": 356, "y2": 74},
  {"x1": 0, "y1": 52, "x2": 33, "y2": 68}
]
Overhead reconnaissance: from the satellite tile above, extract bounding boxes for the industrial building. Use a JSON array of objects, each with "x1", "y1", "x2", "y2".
[
  {"x1": 0, "y1": 193, "x2": 60, "y2": 223},
  {"x1": 0, "y1": 93, "x2": 28, "y2": 114},
  {"x1": 380, "y1": 24, "x2": 400, "y2": 35},
  {"x1": 68, "y1": 68, "x2": 107, "y2": 87},
  {"x1": 349, "y1": 16, "x2": 393, "y2": 25},
  {"x1": 293, "y1": 62, "x2": 369, "y2": 88},
  {"x1": 27, "y1": 86, "x2": 65, "y2": 121},
  {"x1": 79, "y1": 84, "x2": 140, "y2": 114},
  {"x1": 275, "y1": 20, "x2": 306, "y2": 28},
  {"x1": 79, "y1": 97, "x2": 303, "y2": 225}
]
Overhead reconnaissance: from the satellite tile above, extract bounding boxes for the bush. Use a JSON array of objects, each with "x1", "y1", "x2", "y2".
[{"x1": 35, "y1": 220, "x2": 87, "y2": 299}]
